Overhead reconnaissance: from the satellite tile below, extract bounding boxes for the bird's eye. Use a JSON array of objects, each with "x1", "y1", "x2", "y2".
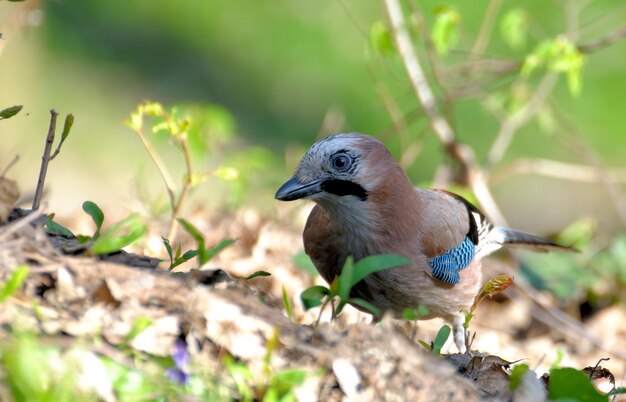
[{"x1": 331, "y1": 154, "x2": 352, "y2": 171}]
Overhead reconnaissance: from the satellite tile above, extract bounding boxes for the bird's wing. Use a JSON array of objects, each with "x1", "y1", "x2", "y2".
[
  {"x1": 418, "y1": 189, "x2": 482, "y2": 285},
  {"x1": 432, "y1": 189, "x2": 576, "y2": 260}
]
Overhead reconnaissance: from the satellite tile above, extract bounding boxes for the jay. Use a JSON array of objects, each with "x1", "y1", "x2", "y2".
[{"x1": 276, "y1": 133, "x2": 571, "y2": 352}]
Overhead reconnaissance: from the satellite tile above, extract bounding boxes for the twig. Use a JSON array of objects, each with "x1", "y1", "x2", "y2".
[
  {"x1": 490, "y1": 158, "x2": 626, "y2": 184},
  {"x1": 132, "y1": 125, "x2": 177, "y2": 211},
  {"x1": 0, "y1": 154, "x2": 19, "y2": 178},
  {"x1": 487, "y1": 72, "x2": 558, "y2": 166},
  {"x1": 383, "y1": 0, "x2": 508, "y2": 225},
  {"x1": 578, "y1": 23, "x2": 626, "y2": 54},
  {"x1": 383, "y1": 0, "x2": 455, "y2": 147},
  {"x1": 469, "y1": 0, "x2": 503, "y2": 60},
  {"x1": 32, "y1": 110, "x2": 58, "y2": 211},
  {"x1": 551, "y1": 104, "x2": 626, "y2": 228},
  {"x1": 167, "y1": 137, "x2": 194, "y2": 241}
]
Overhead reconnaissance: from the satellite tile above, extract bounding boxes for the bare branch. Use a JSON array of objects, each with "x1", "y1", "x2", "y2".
[
  {"x1": 490, "y1": 158, "x2": 626, "y2": 184},
  {"x1": 131, "y1": 125, "x2": 177, "y2": 210},
  {"x1": 487, "y1": 72, "x2": 558, "y2": 166},
  {"x1": 383, "y1": 0, "x2": 455, "y2": 147},
  {"x1": 469, "y1": 0, "x2": 503, "y2": 60},
  {"x1": 33, "y1": 110, "x2": 59, "y2": 211},
  {"x1": 383, "y1": 0, "x2": 508, "y2": 225},
  {"x1": 578, "y1": 23, "x2": 626, "y2": 54}
]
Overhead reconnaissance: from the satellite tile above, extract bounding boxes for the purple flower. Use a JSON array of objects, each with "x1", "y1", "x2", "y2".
[{"x1": 167, "y1": 340, "x2": 190, "y2": 385}]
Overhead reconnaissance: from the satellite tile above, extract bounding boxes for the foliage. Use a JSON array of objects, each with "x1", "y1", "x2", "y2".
[
  {"x1": 431, "y1": 6, "x2": 461, "y2": 56},
  {"x1": 0, "y1": 105, "x2": 22, "y2": 120},
  {"x1": 44, "y1": 201, "x2": 147, "y2": 255},
  {"x1": 508, "y1": 363, "x2": 529, "y2": 391},
  {"x1": 0, "y1": 265, "x2": 29, "y2": 303},
  {"x1": 174, "y1": 218, "x2": 237, "y2": 267},
  {"x1": 547, "y1": 367, "x2": 606, "y2": 402},
  {"x1": 464, "y1": 275, "x2": 514, "y2": 332},
  {"x1": 300, "y1": 254, "x2": 410, "y2": 319},
  {"x1": 521, "y1": 219, "x2": 626, "y2": 305},
  {"x1": 126, "y1": 101, "x2": 242, "y2": 242}
]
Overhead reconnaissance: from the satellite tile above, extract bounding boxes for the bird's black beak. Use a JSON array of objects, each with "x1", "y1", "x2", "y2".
[{"x1": 275, "y1": 176, "x2": 323, "y2": 201}]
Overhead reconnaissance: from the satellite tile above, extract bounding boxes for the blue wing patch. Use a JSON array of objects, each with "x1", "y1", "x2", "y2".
[{"x1": 428, "y1": 236, "x2": 475, "y2": 284}]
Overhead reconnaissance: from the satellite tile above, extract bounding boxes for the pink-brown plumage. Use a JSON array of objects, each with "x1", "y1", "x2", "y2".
[{"x1": 276, "y1": 133, "x2": 572, "y2": 352}]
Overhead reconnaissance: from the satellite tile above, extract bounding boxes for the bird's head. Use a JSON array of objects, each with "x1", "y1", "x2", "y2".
[{"x1": 275, "y1": 133, "x2": 403, "y2": 208}]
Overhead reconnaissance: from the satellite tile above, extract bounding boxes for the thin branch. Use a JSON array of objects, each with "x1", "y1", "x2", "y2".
[
  {"x1": 469, "y1": 0, "x2": 503, "y2": 60},
  {"x1": 383, "y1": 0, "x2": 455, "y2": 147},
  {"x1": 132, "y1": 125, "x2": 177, "y2": 209},
  {"x1": 551, "y1": 104, "x2": 626, "y2": 228},
  {"x1": 383, "y1": 0, "x2": 508, "y2": 225},
  {"x1": 167, "y1": 137, "x2": 194, "y2": 242},
  {"x1": 487, "y1": 72, "x2": 558, "y2": 166},
  {"x1": 32, "y1": 110, "x2": 58, "y2": 211},
  {"x1": 578, "y1": 23, "x2": 626, "y2": 53},
  {"x1": 490, "y1": 158, "x2": 626, "y2": 184}
]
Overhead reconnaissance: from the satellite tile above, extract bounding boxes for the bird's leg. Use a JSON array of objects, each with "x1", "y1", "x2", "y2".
[{"x1": 451, "y1": 314, "x2": 467, "y2": 354}]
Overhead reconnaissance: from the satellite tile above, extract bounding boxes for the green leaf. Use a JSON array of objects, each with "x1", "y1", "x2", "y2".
[
  {"x1": 125, "y1": 317, "x2": 153, "y2": 342},
  {"x1": 245, "y1": 271, "x2": 271, "y2": 280},
  {"x1": 500, "y1": 9, "x2": 529, "y2": 50},
  {"x1": 89, "y1": 213, "x2": 147, "y2": 255},
  {"x1": 369, "y1": 20, "x2": 394, "y2": 55},
  {"x1": 432, "y1": 325, "x2": 451, "y2": 355},
  {"x1": 338, "y1": 256, "x2": 355, "y2": 302},
  {"x1": 344, "y1": 254, "x2": 410, "y2": 293},
  {"x1": 177, "y1": 218, "x2": 205, "y2": 244},
  {"x1": 418, "y1": 340, "x2": 431, "y2": 350},
  {"x1": 509, "y1": 364, "x2": 530, "y2": 391},
  {"x1": 522, "y1": 37, "x2": 585, "y2": 96},
  {"x1": 180, "y1": 249, "x2": 199, "y2": 261},
  {"x1": 292, "y1": 252, "x2": 318, "y2": 277},
  {"x1": 60, "y1": 114, "x2": 74, "y2": 142},
  {"x1": 282, "y1": 285, "x2": 293, "y2": 320},
  {"x1": 82, "y1": 200, "x2": 105, "y2": 239},
  {"x1": 607, "y1": 388, "x2": 626, "y2": 396},
  {"x1": 267, "y1": 368, "x2": 309, "y2": 401},
  {"x1": 162, "y1": 237, "x2": 174, "y2": 265},
  {"x1": 348, "y1": 297, "x2": 381, "y2": 316},
  {"x1": 44, "y1": 216, "x2": 75, "y2": 238},
  {"x1": 431, "y1": 6, "x2": 461, "y2": 56},
  {"x1": 300, "y1": 286, "x2": 329, "y2": 310},
  {"x1": 403, "y1": 305, "x2": 429, "y2": 321},
  {"x1": 0, "y1": 105, "x2": 23, "y2": 120},
  {"x1": 203, "y1": 238, "x2": 237, "y2": 265},
  {"x1": 547, "y1": 367, "x2": 605, "y2": 402},
  {"x1": 0, "y1": 265, "x2": 29, "y2": 302}
]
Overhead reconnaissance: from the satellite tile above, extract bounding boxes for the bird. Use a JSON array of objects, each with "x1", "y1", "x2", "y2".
[{"x1": 275, "y1": 133, "x2": 573, "y2": 353}]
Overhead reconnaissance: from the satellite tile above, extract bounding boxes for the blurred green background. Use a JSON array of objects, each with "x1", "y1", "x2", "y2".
[{"x1": 1, "y1": 0, "x2": 625, "y2": 236}]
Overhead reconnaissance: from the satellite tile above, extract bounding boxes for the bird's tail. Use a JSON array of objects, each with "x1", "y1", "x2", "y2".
[{"x1": 476, "y1": 226, "x2": 576, "y2": 258}]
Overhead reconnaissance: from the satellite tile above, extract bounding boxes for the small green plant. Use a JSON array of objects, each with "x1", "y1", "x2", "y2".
[
  {"x1": 547, "y1": 367, "x2": 606, "y2": 401},
  {"x1": 245, "y1": 271, "x2": 272, "y2": 280},
  {"x1": 282, "y1": 285, "x2": 294, "y2": 321},
  {"x1": 0, "y1": 265, "x2": 29, "y2": 303},
  {"x1": 126, "y1": 101, "x2": 239, "y2": 243},
  {"x1": 300, "y1": 254, "x2": 410, "y2": 321},
  {"x1": 463, "y1": 275, "x2": 514, "y2": 345},
  {"x1": 44, "y1": 201, "x2": 147, "y2": 255},
  {"x1": 508, "y1": 363, "x2": 530, "y2": 391},
  {"x1": 171, "y1": 218, "x2": 236, "y2": 268},
  {"x1": 417, "y1": 324, "x2": 451, "y2": 355},
  {"x1": 222, "y1": 331, "x2": 312, "y2": 401}
]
